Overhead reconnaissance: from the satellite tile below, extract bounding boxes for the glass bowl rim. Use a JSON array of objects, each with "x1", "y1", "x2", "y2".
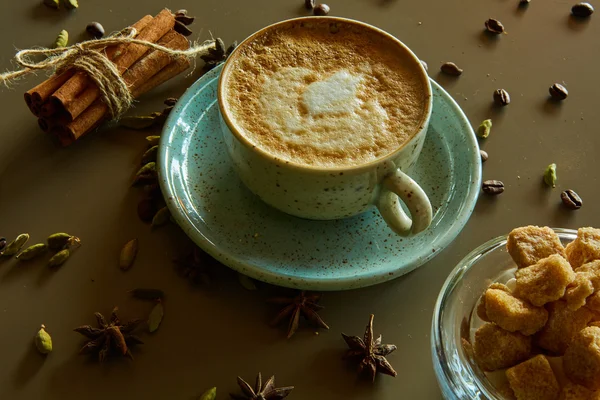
[{"x1": 431, "y1": 227, "x2": 578, "y2": 399}]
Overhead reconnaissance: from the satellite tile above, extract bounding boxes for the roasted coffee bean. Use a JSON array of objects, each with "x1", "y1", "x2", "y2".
[
  {"x1": 86, "y1": 22, "x2": 105, "y2": 38},
  {"x1": 174, "y1": 21, "x2": 193, "y2": 36},
  {"x1": 226, "y1": 41, "x2": 238, "y2": 56},
  {"x1": 561, "y1": 189, "x2": 582, "y2": 209},
  {"x1": 440, "y1": 62, "x2": 463, "y2": 76},
  {"x1": 0, "y1": 237, "x2": 6, "y2": 252},
  {"x1": 485, "y1": 18, "x2": 505, "y2": 34},
  {"x1": 519, "y1": 0, "x2": 531, "y2": 4},
  {"x1": 493, "y1": 89, "x2": 511, "y2": 106},
  {"x1": 572, "y1": 2, "x2": 594, "y2": 17},
  {"x1": 314, "y1": 3, "x2": 330, "y2": 15},
  {"x1": 549, "y1": 83, "x2": 568, "y2": 100},
  {"x1": 482, "y1": 180, "x2": 505, "y2": 195},
  {"x1": 480, "y1": 150, "x2": 489, "y2": 162},
  {"x1": 305, "y1": 0, "x2": 315, "y2": 9}
]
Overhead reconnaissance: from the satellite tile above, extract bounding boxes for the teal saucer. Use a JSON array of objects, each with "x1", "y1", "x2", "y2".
[{"x1": 159, "y1": 64, "x2": 481, "y2": 291}]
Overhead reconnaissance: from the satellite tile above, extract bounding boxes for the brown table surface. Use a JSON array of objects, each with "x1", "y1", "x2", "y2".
[{"x1": 1, "y1": 0, "x2": 598, "y2": 399}]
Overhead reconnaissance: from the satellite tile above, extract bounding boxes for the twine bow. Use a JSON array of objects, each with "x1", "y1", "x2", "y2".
[{"x1": 0, "y1": 27, "x2": 215, "y2": 119}]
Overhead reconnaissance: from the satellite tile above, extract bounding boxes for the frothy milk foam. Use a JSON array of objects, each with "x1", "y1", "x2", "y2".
[{"x1": 223, "y1": 20, "x2": 429, "y2": 168}]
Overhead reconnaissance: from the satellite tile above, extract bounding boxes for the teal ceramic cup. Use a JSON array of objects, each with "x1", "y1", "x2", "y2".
[{"x1": 217, "y1": 17, "x2": 433, "y2": 236}]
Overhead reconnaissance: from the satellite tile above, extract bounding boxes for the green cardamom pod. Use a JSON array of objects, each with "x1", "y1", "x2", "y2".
[
  {"x1": 34, "y1": 324, "x2": 53, "y2": 354},
  {"x1": 43, "y1": 0, "x2": 60, "y2": 9},
  {"x1": 148, "y1": 301, "x2": 164, "y2": 333},
  {"x1": 141, "y1": 145, "x2": 159, "y2": 165},
  {"x1": 151, "y1": 207, "x2": 170, "y2": 228},
  {"x1": 133, "y1": 162, "x2": 157, "y2": 186},
  {"x1": 477, "y1": 119, "x2": 492, "y2": 138},
  {"x1": 1, "y1": 233, "x2": 30, "y2": 257},
  {"x1": 146, "y1": 136, "x2": 160, "y2": 146},
  {"x1": 47, "y1": 232, "x2": 72, "y2": 250},
  {"x1": 119, "y1": 238, "x2": 138, "y2": 270},
  {"x1": 16, "y1": 243, "x2": 47, "y2": 261},
  {"x1": 544, "y1": 163, "x2": 557, "y2": 188},
  {"x1": 63, "y1": 0, "x2": 78, "y2": 9},
  {"x1": 198, "y1": 387, "x2": 217, "y2": 400},
  {"x1": 48, "y1": 249, "x2": 70, "y2": 268},
  {"x1": 54, "y1": 30, "x2": 69, "y2": 48},
  {"x1": 119, "y1": 115, "x2": 158, "y2": 130},
  {"x1": 238, "y1": 273, "x2": 257, "y2": 291}
]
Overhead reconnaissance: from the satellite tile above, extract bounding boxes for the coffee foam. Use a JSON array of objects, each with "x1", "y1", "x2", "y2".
[{"x1": 223, "y1": 20, "x2": 429, "y2": 168}]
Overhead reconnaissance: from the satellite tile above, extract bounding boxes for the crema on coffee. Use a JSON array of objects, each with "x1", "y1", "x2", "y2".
[{"x1": 222, "y1": 19, "x2": 430, "y2": 168}]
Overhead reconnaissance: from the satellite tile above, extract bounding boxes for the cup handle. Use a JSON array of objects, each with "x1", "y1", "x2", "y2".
[{"x1": 376, "y1": 168, "x2": 433, "y2": 236}]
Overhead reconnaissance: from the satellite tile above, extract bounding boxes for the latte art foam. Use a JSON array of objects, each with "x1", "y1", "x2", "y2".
[{"x1": 223, "y1": 20, "x2": 429, "y2": 168}]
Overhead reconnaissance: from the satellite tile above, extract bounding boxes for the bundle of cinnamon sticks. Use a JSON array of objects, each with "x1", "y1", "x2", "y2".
[{"x1": 24, "y1": 9, "x2": 194, "y2": 146}]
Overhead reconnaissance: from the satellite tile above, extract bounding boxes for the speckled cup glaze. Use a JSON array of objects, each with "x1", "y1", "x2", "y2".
[{"x1": 218, "y1": 17, "x2": 433, "y2": 236}]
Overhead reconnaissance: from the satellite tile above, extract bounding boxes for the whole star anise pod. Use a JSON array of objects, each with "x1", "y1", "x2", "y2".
[
  {"x1": 173, "y1": 246, "x2": 219, "y2": 285},
  {"x1": 230, "y1": 372, "x2": 294, "y2": 400},
  {"x1": 268, "y1": 290, "x2": 329, "y2": 339},
  {"x1": 74, "y1": 307, "x2": 144, "y2": 362},
  {"x1": 342, "y1": 314, "x2": 397, "y2": 381}
]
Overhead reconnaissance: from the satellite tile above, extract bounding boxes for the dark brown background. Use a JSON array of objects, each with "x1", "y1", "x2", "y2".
[{"x1": 0, "y1": 0, "x2": 599, "y2": 399}]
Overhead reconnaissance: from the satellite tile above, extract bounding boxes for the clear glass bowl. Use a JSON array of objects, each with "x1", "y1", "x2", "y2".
[{"x1": 431, "y1": 228, "x2": 577, "y2": 399}]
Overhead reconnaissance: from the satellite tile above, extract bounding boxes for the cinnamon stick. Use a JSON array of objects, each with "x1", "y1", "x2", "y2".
[
  {"x1": 53, "y1": 10, "x2": 175, "y2": 121},
  {"x1": 25, "y1": 15, "x2": 153, "y2": 118},
  {"x1": 53, "y1": 32, "x2": 190, "y2": 145},
  {"x1": 47, "y1": 15, "x2": 154, "y2": 118}
]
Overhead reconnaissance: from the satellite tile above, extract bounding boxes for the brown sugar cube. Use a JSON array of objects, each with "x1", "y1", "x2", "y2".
[
  {"x1": 506, "y1": 355, "x2": 560, "y2": 400},
  {"x1": 587, "y1": 292, "x2": 600, "y2": 313},
  {"x1": 485, "y1": 288, "x2": 548, "y2": 335},
  {"x1": 564, "y1": 274, "x2": 595, "y2": 311},
  {"x1": 575, "y1": 260, "x2": 600, "y2": 289},
  {"x1": 477, "y1": 283, "x2": 511, "y2": 321},
  {"x1": 515, "y1": 254, "x2": 575, "y2": 306},
  {"x1": 564, "y1": 327, "x2": 600, "y2": 390},
  {"x1": 535, "y1": 300, "x2": 595, "y2": 354},
  {"x1": 566, "y1": 228, "x2": 600, "y2": 269},
  {"x1": 560, "y1": 382, "x2": 600, "y2": 400},
  {"x1": 507, "y1": 226, "x2": 567, "y2": 269},
  {"x1": 473, "y1": 323, "x2": 532, "y2": 371}
]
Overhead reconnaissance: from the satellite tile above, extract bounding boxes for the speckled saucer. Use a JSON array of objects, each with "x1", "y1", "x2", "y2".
[{"x1": 159, "y1": 64, "x2": 481, "y2": 291}]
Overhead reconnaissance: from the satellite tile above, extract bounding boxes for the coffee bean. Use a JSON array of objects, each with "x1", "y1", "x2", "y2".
[
  {"x1": 86, "y1": 22, "x2": 105, "y2": 38},
  {"x1": 480, "y1": 150, "x2": 489, "y2": 162},
  {"x1": 440, "y1": 62, "x2": 463, "y2": 76},
  {"x1": 174, "y1": 20, "x2": 193, "y2": 36},
  {"x1": 561, "y1": 189, "x2": 582, "y2": 210},
  {"x1": 0, "y1": 237, "x2": 6, "y2": 252},
  {"x1": 485, "y1": 18, "x2": 505, "y2": 34},
  {"x1": 520, "y1": 0, "x2": 531, "y2": 4},
  {"x1": 493, "y1": 89, "x2": 511, "y2": 106},
  {"x1": 175, "y1": 9, "x2": 188, "y2": 15},
  {"x1": 305, "y1": 0, "x2": 315, "y2": 9},
  {"x1": 482, "y1": 180, "x2": 504, "y2": 195},
  {"x1": 420, "y1": 60, "x2": 428, "y2": 72},
  {"x1": 549, "y1": 83, "x2": 568, "y2": 100},
  {"x1": 314, "y1": 3, "x2": 330, "y2": 15},
  {"x1": 572, "y1": 2, "x2": 594, "y2": 17}
]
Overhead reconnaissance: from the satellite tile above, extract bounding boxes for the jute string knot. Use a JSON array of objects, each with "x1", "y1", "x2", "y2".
[{"x1": 0, "y1": 27, "x2": 215, "y2": 119}]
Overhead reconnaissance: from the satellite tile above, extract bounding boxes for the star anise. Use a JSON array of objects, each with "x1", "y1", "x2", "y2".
[
  {"x1": 268, "y1": 290, "x2": 329, "y2": 339},
  {"x1": 342, "y1": 314, "x2": 397, "y2": 381},
  {"x1": 173, "y1": 246, "x2": 219, "y2": 285},
  {"x1": 230, "y1": 372, "x2": 294, "y2": 400},
  {"x1": 74, "y1": 307, "x2": 144, "y2": 362}
]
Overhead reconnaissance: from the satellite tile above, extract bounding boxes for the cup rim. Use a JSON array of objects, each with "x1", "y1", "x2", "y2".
[
  {"x1": 430, "y1": 228, "x2": 578, "y2": 399},
  {"x1": 217, "y1": 16, "x2": 433, "y2": 174}
]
